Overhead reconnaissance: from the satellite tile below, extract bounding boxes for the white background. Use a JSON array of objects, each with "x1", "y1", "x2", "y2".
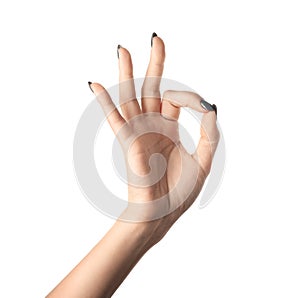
[{"x1": 1, "y1": 0, "x2": 300, "y2": 297}]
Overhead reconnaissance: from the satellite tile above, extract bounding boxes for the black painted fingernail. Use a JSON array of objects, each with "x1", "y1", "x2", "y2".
[
  {"x1": 212, "y1": 104, "x2": 217, "y2": 116},
  {"x1": 88, "y1": 81, "x2": 94, "y2": 93},
  {"x1": 117, "y1": 44, "x2": 121, "y2": 59},
  {"x1": 151, "y1": 32, "x2": 157, "y2": 47},
  {"x1": 200, "y1": 99, "x2": 215, "y2": 111}
]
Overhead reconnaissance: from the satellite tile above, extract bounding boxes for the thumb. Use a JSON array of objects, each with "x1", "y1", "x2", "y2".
[{"x1": 194, "y1": 110, "x2": 220, "y2": 176}]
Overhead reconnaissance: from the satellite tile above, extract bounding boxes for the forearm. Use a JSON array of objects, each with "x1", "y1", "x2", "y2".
[{"x1": 47, "y1": 214, "x2": 156, "y2": 298}]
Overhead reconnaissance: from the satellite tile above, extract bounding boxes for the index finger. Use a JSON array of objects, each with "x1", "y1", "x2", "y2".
[{"x1": 162, "y1": 90, "x2": 216, "y2": 116}]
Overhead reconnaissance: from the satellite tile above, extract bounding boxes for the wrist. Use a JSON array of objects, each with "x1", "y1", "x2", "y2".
[{"x1": 117, "y1": 208, "x2": 163, "y2": 249}]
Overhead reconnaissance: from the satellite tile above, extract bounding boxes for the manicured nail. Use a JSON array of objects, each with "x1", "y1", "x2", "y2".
[
  {"x1": 151, "y1": 32, "x2": 157, "y2": 47},
  {"x1": 88, "y1": 81, "x2": 94, "y2": 93},
  {"x1": 212, "y1": 104, "x2": 217, "y2": 116},
  {"x1": 200, "y1": 99, "x2": 215, "y2": 111},
  {"x1": 117, "y1": 44, "x2": 122, "y2": 59}
]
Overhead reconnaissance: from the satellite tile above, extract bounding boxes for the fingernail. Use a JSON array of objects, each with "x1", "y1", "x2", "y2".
[
  {"x1": 212, "y1": 104, "x2": 217, "y2": 116},
  {"x1": 88, "y1": 81, "x2": 94, "y2": 93},
  {"x1": 151, "y1": 32, "x2": 157, "y2": 47},
  {"x1": 117, "y1": 44, "x2": 122, "y2": 59},
  {"x1": 200, "y1": 99, "x2": 215, "y2": 111}
]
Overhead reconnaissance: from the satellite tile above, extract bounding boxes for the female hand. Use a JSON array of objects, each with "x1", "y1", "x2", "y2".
[
  {"x1": 47, "y1": 33, "x2": 219, "y2": 298},
  {"x1": 89, "y1": 33, "x2": 219, "y2": 234}
]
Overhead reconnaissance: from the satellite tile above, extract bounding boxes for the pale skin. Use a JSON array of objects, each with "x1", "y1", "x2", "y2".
[{"x1": 47, "y1": 34, "x2": 219, "y2": 298}]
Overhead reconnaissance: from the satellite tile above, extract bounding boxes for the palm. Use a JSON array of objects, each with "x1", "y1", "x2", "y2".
[{"x1": 122, "y1": 113, "x2": 204, "y2": 216}]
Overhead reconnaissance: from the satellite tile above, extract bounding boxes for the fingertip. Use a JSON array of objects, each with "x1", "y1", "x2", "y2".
[
  {"x1": 117, "y1": 46, "x2": 131, "y2": 61},
  {"x1": 88, "y1": 82, "x2": 105, "y2": 95},
  {"x1": 151, "y1": 32, "x2": 157, "y2": 47},
  {"x1": 200, "y1": 99, "x2": 215, "y2": 112},
  {"x1": 154, "y1": 36, "x2": 165, "y2": 47},
  {"x1": 151, "y1": 36, "x2": 165, "y2": 61},
  {"x1": 118, "y1": 46, "x2": 134, "y2": 79},
  {"x1": 151, "y1": 33, "x2": 164, "y2": 48}
]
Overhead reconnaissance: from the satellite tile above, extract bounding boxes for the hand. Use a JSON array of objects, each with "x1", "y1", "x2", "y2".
[{"x1": 89, "y1": 33, "x2": 219, "y2": 237}]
